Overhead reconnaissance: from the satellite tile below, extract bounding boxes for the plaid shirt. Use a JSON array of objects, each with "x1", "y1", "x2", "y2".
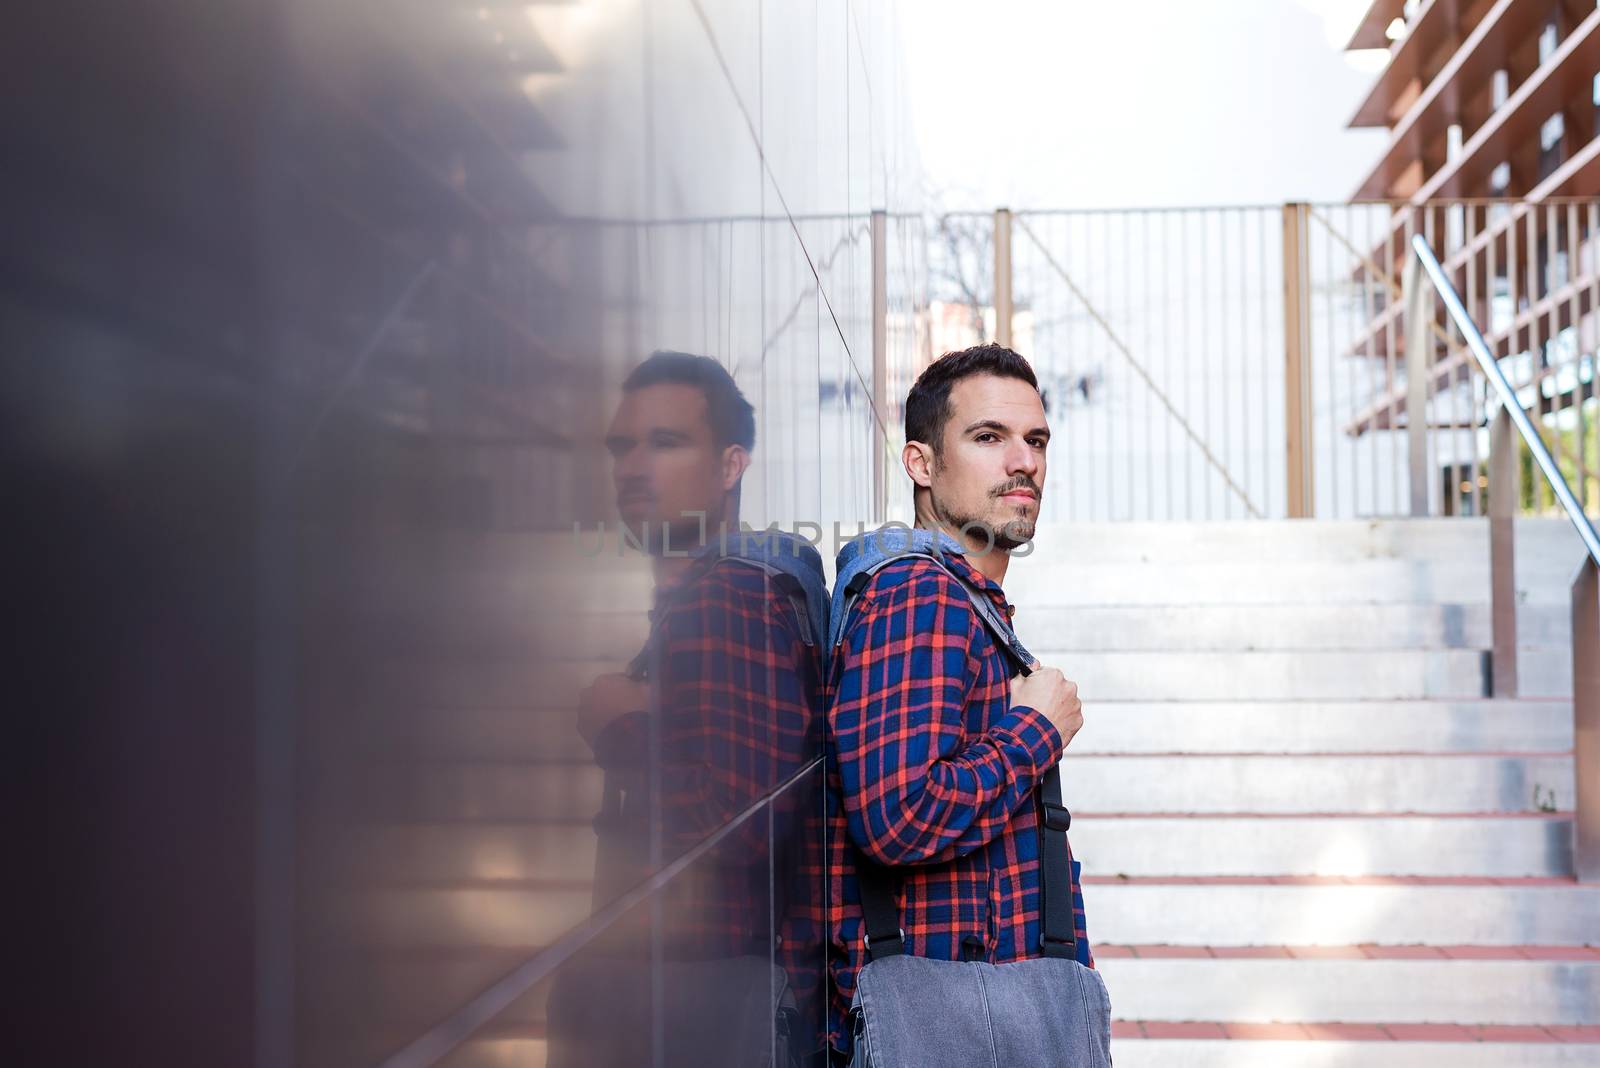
[
  {"x1": 824, "y1": 551, "x2": 1093, "y2": 1051},
  {"x1": 591, "y1": 558, "x2": 824, "y2": 955}
]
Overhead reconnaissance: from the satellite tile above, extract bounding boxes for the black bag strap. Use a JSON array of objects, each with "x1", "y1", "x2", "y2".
[{"x1": 841, "y1": 549, "x2": 1075, "y2": 962}]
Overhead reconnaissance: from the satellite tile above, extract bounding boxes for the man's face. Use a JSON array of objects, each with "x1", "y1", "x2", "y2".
[
  {"x1": 605, "y1": 383, "x2": 740, "y2": 538},
  {"x1": 922, "y1": 373, "x2": 1049, "y2": 548}
]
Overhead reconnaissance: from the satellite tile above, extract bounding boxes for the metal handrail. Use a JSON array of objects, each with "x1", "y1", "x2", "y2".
[{"x1": 1410, "y1": 234, "x2": 1600, "y2": 565}]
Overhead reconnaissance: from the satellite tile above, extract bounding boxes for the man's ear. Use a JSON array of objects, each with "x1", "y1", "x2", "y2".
[
  {"x1": 720, "y1": 444, "x2": 752, "y2": 492},
  {"x1": 903, "y1": 440, "x2": 935, "y2": 489}
]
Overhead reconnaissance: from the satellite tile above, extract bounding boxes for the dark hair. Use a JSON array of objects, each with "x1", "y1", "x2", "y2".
[
  {"x1": 905, "y1": 343, "x2": 1039, "y2": 451},
  {"x1": 622, "y1": 350, "x2": 756, "y2": 451}
]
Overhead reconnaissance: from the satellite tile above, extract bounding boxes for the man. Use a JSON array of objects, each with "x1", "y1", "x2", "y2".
[
  {"x1": 825, "y1": 343, "x2": 1093, "y2": 1061},
  {"x1": 549, "y1": 350, "x2": 829, "y2": 1068}
]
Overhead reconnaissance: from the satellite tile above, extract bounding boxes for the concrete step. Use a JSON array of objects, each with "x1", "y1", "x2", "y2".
[
  {"x1": 1015, "y1": 602, "x2": 1568, "y2": 651},
  {"x1": 373, "y1": 646, "x2": 1570, "y2": 707},
  {"x1": 1060, "y1": 754, "x2": 1573, "y2": 814},
  {"x1": 1047, "y1": 649, "x2": 1496, "y2": 700},
  {"x1": 372, "y1": 699, "x2": 1573, "y2": 761},
  {"x1": 1068, "y1": 815, "x2": 1574, "y2": 877},
  {"x1": 1095, "y1": 957, "x2": 1600, "y2": 1026},
  {"x1": 370, "y1": 753, "x2": 1572, "y2": 821},
  {"x1": 445, "y1": 1032, "x2": 1600, "y2": 1068},
  {"x1": 1010, "y1": 553, "x2": 1584, "y2": 607},
  {"x1": 528, "y1": 527, "x2": 1585, "y2": 608},
  {"x1": 1083, "y1": 880, "x2": 1600, "y2": 946},
  {"x1": 1019, "y1": 517, "x2": 1577, "y2": 566},
  {"x1": 1009, "y1": 558, "x2": 1494, "y2": 607},
  {"x1": 1107, "y1": 1033, "x2": 1600, "y2": 1067},
  {"x1": 395, "y1": 650, "x2": 1500, "y2": 705},
  {"x1": 1070, "y1": 699, "x2": 1572, "y2": 754},
  {"x1": 1521, "y1": 645, "x2": 1577, "y2": 698},
  {"x1": 337, "y1": 812, "x2": 1578, "y2": 886}
]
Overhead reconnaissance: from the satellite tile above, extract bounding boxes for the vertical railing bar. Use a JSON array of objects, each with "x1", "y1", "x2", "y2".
[
  {"x1": 1259, "y1": 209, "x2": 1271, "y2": 517},
  {"x1": 1113, "y1": 211, "x2": 1126, "y2": 521},
  {"x1": 1462, "y1": 203, "x2": 1481, "y2": 518},
  {"x1": 1487, "y1": 202, "x2": 1500, "y2": 517},
  {"x1": 1550, "y1": 201, "x2": 1567, "y2": 514},
  {"x1": 1385, "y1": 209, "x2": 1400, "y2": 515},
  {"x1": 1548, "y1": 201, "x2": 1587, "y2": 518},
  {"x1": 1324, "y1": 207, "x2": 1339, "y2": 517},
  {"x1": 1527, "y1": 207, "x2": 1543, "y2": 513},
  {"x1": 1183, "y1": 210, "x2": 1193, "y2": 519},
  {"x1": 1100, "y1": 213, "x2": 1112, "y2": 522},
  {"x1": 1080, "y1": 215, "x2": 1091, "y2": 521},
  {"x1": 1143, "y1": 211, "x2": 1154, "y2": 521},
  {"x1": 1220, "y1": 208, "x2": 1232, "y2": 519},
  {"x1": 1548, "y1": 200, "x2": 1576, "y2": 512},
  {"x1": 1369, "y1": 206, "x2": 1382, "y2": 521},
  {"x1": 1429, "y1": 205, "x2": 1443, "y2": 514},
  {"x1": 1121, "y1": 210, "x2": 1132, "y2": 521},
  {"x1": 1062, "y1": 214, "x2": 1072, "y2": 523},
  {"x1": 1200, "y1": 209, "x2": 1212, "y2": 519},
  {"x1": 1588, "y1": 201, "x2": 1600, "y2": 510},
  {"x1": 1404, "y1": 206, "x2": 1425, "y2": 514},
  {"x1": 1508, "y1": 206, "x2": 1522, "y2": 515},
  {"x1": 1166, "y1": 210, "x2": 1176, "y2": 520},
  {"x1": 1237, "y1": 209, "x2": 1250, "y2": 518},
  {"x1": 1567, "y1": 200, "x2": 1588, "y2": 514},
  {"x1": 1341, "y1": 205, "x2": 1362, "y2": 515}
]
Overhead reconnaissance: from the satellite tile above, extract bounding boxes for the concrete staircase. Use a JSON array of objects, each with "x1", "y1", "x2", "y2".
[
  {"x1": 1014, "y1": 517, "x2": 1600, "y2": 1066},
  {"x1": 313, "y1": 516, "x2": 1598, "y2": 1066}
]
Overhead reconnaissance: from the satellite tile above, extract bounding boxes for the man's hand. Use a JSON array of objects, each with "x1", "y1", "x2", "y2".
[
  {"x1": 576, "y1": 672, "x2": 649, "y2": 747},
  {"x1": 1010, "y1": 663, "x2": 1083, "y2": 748}
]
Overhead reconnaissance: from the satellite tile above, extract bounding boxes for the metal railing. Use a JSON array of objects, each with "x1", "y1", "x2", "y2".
[
  {"x1": 1412, "y1": 234, "x2": 1599, "y2": 884},
  {"x1": 968, "y1": 200, "x2": 1600, "y2": 522},
  {"x1": 1358, "y1": 200, "x2": 1600, "y2": 522}
]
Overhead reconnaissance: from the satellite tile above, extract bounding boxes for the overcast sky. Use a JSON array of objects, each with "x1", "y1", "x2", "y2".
[{"x1": 903, "y1": 0, "x2": 1393, "y2": 210}]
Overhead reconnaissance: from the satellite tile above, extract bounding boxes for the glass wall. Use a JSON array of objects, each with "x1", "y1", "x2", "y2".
[{"x1": 6, "y1": 0, "x2": 925, "y2": 1064}]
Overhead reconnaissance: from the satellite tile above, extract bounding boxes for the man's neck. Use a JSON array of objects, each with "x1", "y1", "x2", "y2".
[
  {"x1": 650, "y1": 553, "x2": 699, "y2": 590},
  {"x1": 912, "y1": 504, "x2": 1010, "y2": 587},
  {"x1": 650, "y1": 505, "x2": 736, "y2": 590}
]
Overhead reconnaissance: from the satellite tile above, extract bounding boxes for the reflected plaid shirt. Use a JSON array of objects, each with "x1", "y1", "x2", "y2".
[
  {"x1": 591, "y1": 559, "x2": 824, "y2": 957},
  {"x1": 824, "y1": 551, "x2": 1093, "y2": 1052}
]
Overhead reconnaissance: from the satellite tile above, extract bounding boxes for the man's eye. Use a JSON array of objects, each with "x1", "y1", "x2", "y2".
[{"x1": 975, "y1": 433, "x2": 998, "y2": 443}]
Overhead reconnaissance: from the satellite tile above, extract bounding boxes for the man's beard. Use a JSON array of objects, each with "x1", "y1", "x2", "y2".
[{"x1": 931, "y1": 494, "x2": 1034, "y2": 551}]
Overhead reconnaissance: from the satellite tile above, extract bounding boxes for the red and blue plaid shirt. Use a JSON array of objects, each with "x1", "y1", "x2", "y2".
[
  {"x1": 824, "y1": 550, "x2": 1093, "y2": 1051},
  {"x1": 589, "y1": 557, "x2": 829, "y2": 1039}
]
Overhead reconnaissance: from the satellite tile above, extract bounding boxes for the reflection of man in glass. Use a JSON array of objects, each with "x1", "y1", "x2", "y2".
[{"x1": 547, "y1": 351, "x2": 827, "y2": 1068}]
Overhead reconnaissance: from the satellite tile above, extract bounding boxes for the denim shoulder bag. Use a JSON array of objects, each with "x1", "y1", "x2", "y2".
[{"x1": 835, "y1": 548, "x2": 1114, "y2": 1068}]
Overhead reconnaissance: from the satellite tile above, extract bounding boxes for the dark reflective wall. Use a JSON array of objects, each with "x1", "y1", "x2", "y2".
[{"x1": 7, "y1": 1, "x2": 925, "y2": 1065}]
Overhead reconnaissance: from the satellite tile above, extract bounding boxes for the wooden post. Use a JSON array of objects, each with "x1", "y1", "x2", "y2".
[
  {"x1": 1574, "y1": 558, "x2": 1600, "y2": 883},
  {"x1": 1488, "y1": 405, "x2": 1520, "y2": 697},
  {"x1": 1282, "y1": 203, "x2": 1314, "y2": 517},
  {"x1": 994, "y1": 208, "x2": 1013, "y2": 349}
]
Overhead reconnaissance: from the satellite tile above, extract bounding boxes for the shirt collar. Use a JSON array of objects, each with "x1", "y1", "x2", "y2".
[{"x1": 940, "y1": 548, "x2": 1012, "y2": 614}]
